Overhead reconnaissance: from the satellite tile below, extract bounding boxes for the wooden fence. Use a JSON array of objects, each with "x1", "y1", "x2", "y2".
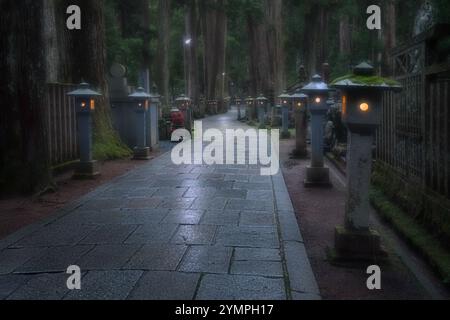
[
  {"x1": 46, "y1": 83, "x2": 78, "y2": 166},
  {"x1": 376, "y1": 27, "x2": 450, "y2": 200}
]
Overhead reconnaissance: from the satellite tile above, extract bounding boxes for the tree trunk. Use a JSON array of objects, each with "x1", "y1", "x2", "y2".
[
  {"x1": 382, "y1": 0, "x2": 396, "y2": 75},
  {"x1": 200, "y1": 0, "x2": 227, "y2": 114},
  {"x1": 185, "y1": 0, "x2": 200, "y2": 113},
  {"x1": 69, "y1": 0, "x2": 127, "y2": 159},
  {"x1": 0, "y1": 0, "x2": 51, "y2": 194},
  {"x1": 156, "y1": 0, "x2": 171, "y2": 106},
  {"x1": 303, "y1": 3, "x2": 329, "y2": 77},
  {"x1": 339, "y1": 15, "x2": 352, "y2": 56}
]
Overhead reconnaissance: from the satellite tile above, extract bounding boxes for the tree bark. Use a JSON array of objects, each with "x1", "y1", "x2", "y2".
[
  {"x1": 69, "y1": 0, "x2": 126, "y2": 159},
  {"x1": 382, "y1": 0, "x2": 396, "y2": 75},
  {"x1": 156, "y1": 0, "x2": 171, "y2": 106},
  {"x1": 185, "y1": 0, "x2": 200, "y2": 113},
  {"x1": 0, "y1": 0, "x2": 51, "y2": 194},
  {"x1": 200, "y1": 0, "x2": 228, "y2": 114}
]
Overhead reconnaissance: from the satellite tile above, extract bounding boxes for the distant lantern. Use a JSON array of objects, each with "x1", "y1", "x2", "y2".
[
  {"x1": 290, "y1": 90, "x2": 309, "y2": 156},
  {"x1": 290, "y1": 91, "x2": 308, "y2": 111},
  {"x1": 331, "y1": 61, "x2": 402, "y2": 134},
  {"x1": 129, "y1": 87, "x2": 152, "y2": 160},
  {"x1": 331, "y1": 61, "x2": 402, "y2": 261},
  {"x1": 256, "y1": 94, "x2": 269, "y2": 128},
  {"x1": 301, "y1": 74, "x2": 333, "y2": 187},
  {"x1": 175, "y1": 94, "x2": 193, "y2": 132},
  {"x1": 278, "y1": 91, "x2": 292, "y2": 139},
  {"x1": 67, "y1": 82, "x2": 102, "y2": 179}
]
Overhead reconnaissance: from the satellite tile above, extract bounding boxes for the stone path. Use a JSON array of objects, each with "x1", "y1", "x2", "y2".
[{"x1": 0, "y1": 109, "x2": 319, "y2": 300}]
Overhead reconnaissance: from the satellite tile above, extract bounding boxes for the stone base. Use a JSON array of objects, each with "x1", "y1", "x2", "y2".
[
  {"x1": 281, "y1": 131, "x2": 291, "y2": 139},
  {"x1": 291, "y1": 148, "x2": 308, "y2": 159},
  {"x1": 331, "y1": 226, "x2": 388, "y2": 263},
  {"x1": 73, "y1": 161, "x2": 100, "y2": 180},
  {"x1": 304, "y1": 166, "x2": 332, "y2": 188},
  {"x1": 133, "y1": 147, "x2": 151, "y2": 160}
]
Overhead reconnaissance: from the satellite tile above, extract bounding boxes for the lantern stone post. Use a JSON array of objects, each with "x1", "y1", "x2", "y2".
[
  {"x1": 67, "y1": 82, "x2": 101, "y2": 179},
  {"x1": 301, "y1": 75, "x2": 333, "y2": 187},
  {"x1": 245, "y1": 97, "x2": 254, "y2": 122},
  {"x1": 176, "y1": 94, "x2": 193, "y2": 133},
  {"x1": 290, "y1": 91, "x2": 309, "y2": 157},
  {"x1": 236, "y1": 98, "x2": 243, "y2": 121},
  {"x1": 148, "y1": 91, "x2": 161, "y2": 151},
  {"x1": 256, "y1": 94, "x2": 269, "y2": 129},
  {"x1": 278, "y1": 91, "x2": 292, "y2": 139},
  {"x1": 331, "y1": 62, "x2": 402, "y2": 261},
  {"x1": 129, "y1": 87, "x2": 151, "y2": 160}
]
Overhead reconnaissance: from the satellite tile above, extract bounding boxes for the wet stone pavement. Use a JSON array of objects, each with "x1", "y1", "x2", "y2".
[{"x1": 0, "y1": 109, "x2": 319, "y2": 300}]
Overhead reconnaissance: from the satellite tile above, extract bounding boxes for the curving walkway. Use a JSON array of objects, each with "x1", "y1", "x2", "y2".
[{"x1": 0, "y1": 109, "x2": 319, "y2": 300}]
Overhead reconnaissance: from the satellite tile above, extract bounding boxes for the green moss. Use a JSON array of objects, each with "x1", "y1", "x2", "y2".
[
  {"x1": 331, "y1": 74, "x2": 400, "y2": 87},
  {"x1": 370, "y1": 187, "x2": 450, "y2": 285},
  {"x1": 372, "y1": 163, "x2": 450, "y2": 244},
  {"x1": 93, "y1": 125, "x2": 132, "y2": 161}
]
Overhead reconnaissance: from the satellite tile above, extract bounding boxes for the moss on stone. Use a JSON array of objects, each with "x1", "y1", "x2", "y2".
[
  {"x1": 93, "y1": 123, "x2": 132, "y2": 161},
  {"x1": 331, "y1": 74, "x2": 401, "y2": 87},
  {"x1": 370, "y1": 187, "x2": 450, "y2": 285}
]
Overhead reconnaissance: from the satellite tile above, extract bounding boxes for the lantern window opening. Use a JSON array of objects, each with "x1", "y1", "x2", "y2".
[
  {"x1": 90, "y1": 99, "x2": 95, "y2": 111},
  {"x1": 342, "y1": 96, "x2": 347, "y2": 115},
  {"x1": 359, "y1": 102, "x2": 370, "y2": 112}
]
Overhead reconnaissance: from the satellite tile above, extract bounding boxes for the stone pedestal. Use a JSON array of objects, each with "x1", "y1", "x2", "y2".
[
  {"x1": 133, "y1": 147, "x2": 151, "y2": 160},
  {"x1": 333, "y1": 226, "x2": 387, "y2": 262},
  {"x1": 292, "y1": 110, "x2": 307, "y2": 157},
  {"x1": 304, "y1": 113, "x2": 330, "y2": 187},
  {"x1": 332, "y1": 132, "x2": 386, "y2": 261},
  {"x1": 73, "y1": 161, "x2": 100, "y2": 180},
  {"x1": 281, "y1": 106, "x2": 290, "y2": 139},
  {"x1": 304, "y1": 166, "x2": 331, "y2": 188},
  {"x1": 134, "y1": 109, "x2": 150, "y2": 160},
  {"x1": 258, "y1": 107, "x2": 266, "y2": 128}
]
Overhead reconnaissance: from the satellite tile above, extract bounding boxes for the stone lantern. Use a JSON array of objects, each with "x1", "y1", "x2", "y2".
[
  {"x1": 148, "y1": 91, "x2": 161, "y2": 151},
  {"x1": 278, "y1": 91, "x2": 292, "y2": 139},
  {"x1": 331, "y1": 62, "x2": 402, "y2": 261},
  {"x1": 245, "y1": 97, "x2": 255, "y2": 121},
  {"x1": 236, "y1": 97, "x2": 243, "y2": 121},
  {"x1": 207, "y1": 99, "x2": 218, "y2": 115},
  {"x1": 129, "y1": 87, "x2": 151, "y2": 160},
  {"x1": 290, "y1": 90, "x2": 309, "y2": 158},
  {"x1": 301, "y1": 74, "x2": 333, "y2": 187},
  {"x1": 175, "y1": 94, "x2": 193, "y2": 132},
  {"x1": 256, "y1": 94, "x2": 269, "y2": 128},
  {"x1": 67, "y1": 82, "x2": 102, "y2": 179}
]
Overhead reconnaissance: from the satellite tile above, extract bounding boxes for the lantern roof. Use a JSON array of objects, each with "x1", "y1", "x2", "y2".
[
  {"x1": 245, "y1": 96, "x2": 254, "y2": 101},
  {"x1": 331, "y1": 62, "x2": 402, "y2": 91},
  {"x1": 278, "y1": 90, "x2": 291, "y2": 99},
  {"x1": 68, "y1": 82, "x2": 102, "y2": 97},
  {"x1": 256, "y1": 94, "x2": 268, "y2": 102},
  {"x1": 129, "y1": 87, "x2": 151, "y2": 99},
  {"x1": 289, "y1": 89, "x2": 308, "y2": 100},
  {"x1": 301, "y1": 75, "x2": 331, "y2": 95},
  {"x1": 175, "y1": 94, "x2": 191, "y2": 102}
]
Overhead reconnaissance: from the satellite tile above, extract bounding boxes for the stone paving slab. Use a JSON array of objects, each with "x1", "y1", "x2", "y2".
[
  {"x1": 7, "y1": 273, "x2": 72, "y2": 300},
  {"x1": 231, "y1": 260, "x2": 284, "y2": 278},
  {"x1": 77, "y1": 244, "x2": 142, "y2": 270},
  {"x1": 0, "y1": 110, "x2": 319, "y2": 300},
  {"x1": 124, "y1": 244, "x2": 187, "y2": 271},
  {"x1": 65, "y1": 270, "x2": 143, "y2": 300},
  {"x1": 196, "y1": 274, "x2": 286, "y2": 300},
  {"x1": 15, "y1": 246, "x2": 94, "y2": 274},
  {"x1": 178, "y1": 246, "x2": 233, "y2": 274},
  {"x1": 128, "y1": 271, "x2": 201, "y2": 300}
]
